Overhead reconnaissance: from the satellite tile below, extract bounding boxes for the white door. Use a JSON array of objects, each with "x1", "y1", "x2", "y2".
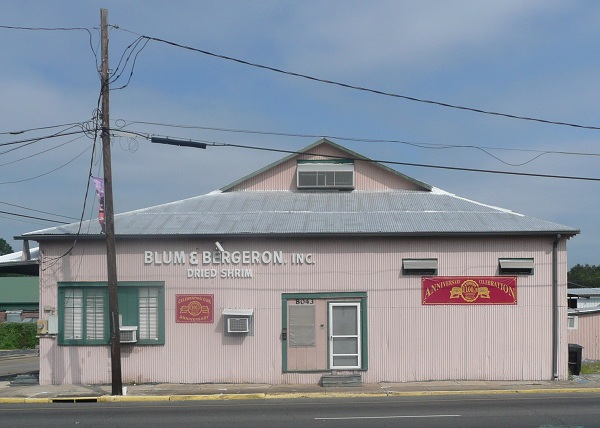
[{"x1": 328, "y1": 302, "x2": 361, "y2": 369}]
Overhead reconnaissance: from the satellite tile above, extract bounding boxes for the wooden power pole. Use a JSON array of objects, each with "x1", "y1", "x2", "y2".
[{"x1": 100, "y1": 8, "x2": 122, "y2": 396}]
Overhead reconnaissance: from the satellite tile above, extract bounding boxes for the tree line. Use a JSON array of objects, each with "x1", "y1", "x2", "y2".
[{"x1": 568, "y1": 264, "x2": 600, "y2": 288}]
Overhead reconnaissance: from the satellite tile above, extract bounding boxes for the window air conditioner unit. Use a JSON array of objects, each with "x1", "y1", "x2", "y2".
[
  {"x1": 227, "y1": 317, "x2": 249, "y2": 333},
  {"x1": 119, "y1": 326, "x2": 138, "y2": 343}
]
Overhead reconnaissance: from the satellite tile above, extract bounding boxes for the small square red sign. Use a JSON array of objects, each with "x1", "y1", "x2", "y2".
[{"x1": 176, "y1": 294, "x2": 214, "y2": 323}]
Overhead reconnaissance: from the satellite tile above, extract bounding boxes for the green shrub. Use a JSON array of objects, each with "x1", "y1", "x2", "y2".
[
  {"x1": 0, "y1": 322, "x2": 38, "y2": 349},
  {"x1": 581, "y1": 361, "x2": 600, "y2": 375}
]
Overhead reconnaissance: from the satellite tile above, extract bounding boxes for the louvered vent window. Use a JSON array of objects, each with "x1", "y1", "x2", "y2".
[
  {"x1": 499, "y1": 258, "x2": 534, "y2": 275},
  {"x1": 297, "y1": 161, "x2": 354, "y2": 190},
  {"x1": 402, "y1": 259, "x2": 438, "y2": 276}
]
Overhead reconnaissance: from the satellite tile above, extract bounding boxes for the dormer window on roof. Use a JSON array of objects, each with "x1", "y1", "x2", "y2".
[{"x1": 296, "y1": 160, "x2": 354, "y2": 190}]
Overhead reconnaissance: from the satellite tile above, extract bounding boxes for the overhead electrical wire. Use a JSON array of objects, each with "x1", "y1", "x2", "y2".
[
  {"x1": 0, "y1": 144, "x2": 92, "y2": 184},
  {"x1": 0, "y1": 121, "x2": 94, "y2": 136},
  {"x1": 0, "y1": 135, "x2": 86, "y2": 167},
  {"x1": 211, "y1": 142, "x2": 600, "y2": 182},
  {"x1": 0, "y1": 25, "x2": 99, "y2": 67},
  {"x1": 116, "y1": 119, "x2": 600, "y2": 166},
  {"x1": 0, "y1": 213, "x2": 53, "y2": 227},
  {"x1": 109, "y1": 36, "x2": 150, "y2": 90},
  {"x1": 0, "y1": 200, "x2": 79, "y2": 221},
  {"x1": 0, "y1": 210, "x2": 71, "y2": 225},
  {"x1": 118, "y1": 129, "x2": 600, "y2": 183},
  {"x1": 42, "y1": 88, "x2": 105, "y2": 270},
  {"x1": 0, "y1": 25, "x2": 92, "y2": 31},
  {"x1": 3, "y1": 24, "x2": 598, "y2": 131},
  {"x1": 0, "y1": 128, "x2": 89, "y2": 150},
  {"x1": 114, "y1": 26, "x2": 600, "y2": 131}
]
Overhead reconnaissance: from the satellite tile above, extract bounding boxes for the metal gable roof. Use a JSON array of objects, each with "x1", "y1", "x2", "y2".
[
  {"x1": 20, "y1": 189, "x2": 579, "y2": 239},
  {"x1": 219, "y1": 138, "x2": 432, "y2": 192}
]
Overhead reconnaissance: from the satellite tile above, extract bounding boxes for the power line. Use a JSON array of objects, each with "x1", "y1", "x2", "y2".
[
  {"x1": 0, "y1": 25, "x2": 99, "y2": 68},
  {"x1": 117, "y1": 119, "x2": 600, "y2": 163},
  {"x1": 0, "y1": 210, "x2": 71, "y2": 225},
  {"x1": 0, "y1": 135, "x2": 85, "y2": 168},
  {"x1": 0, "y1": 213, "x2": 51, "y2": 227},
  {"x1": 114, "y1": 27, "x2": 600, "y2": 131},
  {"x1": 216, "y1": 142, "x2": 600, "y2": 182},
  {"x1": 134, "y1": 131, "x2": 600, "y2": 182},
  {"x1": 0, "y1": 200, "x2": 79, "y2": 221},
  {"x1": 0, "y1": 129, "x2": 89, "y2": 150},
  {"x1": 0, "y1": 121, "x2": 94, "y2": 136},
  {"x1": 109, "y1": 36, "x2": 150, "y2": 90},
  {"x1": 0, "y1": 144, "x2": 91, "y2": 184},
  {"x1": 0, "y1": 25, "x2": 92, "y2": 31}
]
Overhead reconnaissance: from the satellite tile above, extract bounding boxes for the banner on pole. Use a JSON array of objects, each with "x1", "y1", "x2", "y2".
[{"x1": 92, "y1": 176, "x2": 106, "y2": 233}]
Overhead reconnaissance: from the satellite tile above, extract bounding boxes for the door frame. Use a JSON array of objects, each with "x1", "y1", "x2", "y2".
[{"x1": 281, "y1": 292, "x2": 367, "y2": 373}]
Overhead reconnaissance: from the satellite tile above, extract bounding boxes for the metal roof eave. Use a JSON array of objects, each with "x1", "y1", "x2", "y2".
[{"x1": 18, "y1": 229, "x2": 580, "y2": 242}]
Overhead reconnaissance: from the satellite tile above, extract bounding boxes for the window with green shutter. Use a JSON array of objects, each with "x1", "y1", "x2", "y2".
[{"x1": 58, "y1": 282, "x2": 164, "y2": 346}]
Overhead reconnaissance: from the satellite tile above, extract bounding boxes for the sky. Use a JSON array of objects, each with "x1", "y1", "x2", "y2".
[{"x1": 0, "y1": 1, "x2": 599, "y2": 268}]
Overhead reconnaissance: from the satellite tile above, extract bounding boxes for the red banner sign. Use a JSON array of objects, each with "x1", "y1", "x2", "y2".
[
  {"x1": 176, "y1": 294, "x2": 214, "y2": 323},
  {"x1": 422, "y1": 277, "x2": 517, "y2": 305}
]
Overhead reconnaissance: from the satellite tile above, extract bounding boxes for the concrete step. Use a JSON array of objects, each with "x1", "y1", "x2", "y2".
[{"x1": 320, "y1": 374, "x2": 362, "y2": 387}]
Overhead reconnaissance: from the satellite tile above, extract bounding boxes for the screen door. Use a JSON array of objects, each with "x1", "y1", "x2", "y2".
[{"x1": 328, "y1": 302, "x2": 361, "y2": 369}]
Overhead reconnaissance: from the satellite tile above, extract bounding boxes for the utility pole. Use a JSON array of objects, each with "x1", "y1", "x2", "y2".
[{"x1": 100, "y1": 8, "x2": 122, "y2": 396}]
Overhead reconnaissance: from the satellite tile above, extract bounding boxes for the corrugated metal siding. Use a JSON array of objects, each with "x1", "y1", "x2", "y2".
[
  {"x1": 38, "y1": 236, "x2": 569, "y2": 385},
  {"x1": 568, "y1": 313, "x2": 600, "y2": 360}
]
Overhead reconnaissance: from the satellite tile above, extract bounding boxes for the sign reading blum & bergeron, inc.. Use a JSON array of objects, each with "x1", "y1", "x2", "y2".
[
  {"x1": 422, "y1": 276, "x2": 517, "y2": 305},
  {"x1": 144, "y1": 250, "x2": 315, "y2": 279}
]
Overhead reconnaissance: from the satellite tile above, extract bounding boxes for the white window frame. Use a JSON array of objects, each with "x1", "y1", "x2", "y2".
[
  {"x1": 297, "y1": 162, "x2": 354, "y2": 189},
  {"x1": 328, "y1": 302, "x2": 361, "y2": 369}
]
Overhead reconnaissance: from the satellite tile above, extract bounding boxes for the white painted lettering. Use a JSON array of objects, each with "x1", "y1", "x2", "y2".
[
  {"x1": 144, "y1": 251, "x2": 154, "y2": 264},
  {"x1": 221, "y1": 251, "x2": 231, "y2": 264},
  {"x1": 189, "y1": 251, "x2": 198, "y2": 265},
  {"x1": 173, "y1": 251, "x2": 186, "y2": 265},
  {"x1": 261, "y1": 252, "x2": 271, "y2": 264}
]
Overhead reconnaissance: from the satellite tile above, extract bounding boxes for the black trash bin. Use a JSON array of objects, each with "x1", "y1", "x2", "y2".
[{"x1": 568, "y1": 343, "x2": 583, "y2": 375}]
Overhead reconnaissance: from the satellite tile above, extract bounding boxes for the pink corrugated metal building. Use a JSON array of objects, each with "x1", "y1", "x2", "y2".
[{"x1": 23, "y1": 140, "x2": 579, "y2": 386}]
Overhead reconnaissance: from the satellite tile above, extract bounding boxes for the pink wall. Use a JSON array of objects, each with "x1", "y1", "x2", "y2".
[
  {"x1": 37, "y1": 235, "x2": 569, "y2": 385},
  {"x1": 229, "y1": 143, "x2": 423, "y2": 192},
  {"x1": 568, "y1": 312, "x2": 600, "y2": 360}
]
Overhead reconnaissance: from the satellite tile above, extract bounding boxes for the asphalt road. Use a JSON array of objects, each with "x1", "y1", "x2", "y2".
[
  {"x1": 0, "y1": 355, "x2": 39, "y2": 380},
  {"x1": 1, "y1": 393, "x2": 600, "y2": 427}
]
